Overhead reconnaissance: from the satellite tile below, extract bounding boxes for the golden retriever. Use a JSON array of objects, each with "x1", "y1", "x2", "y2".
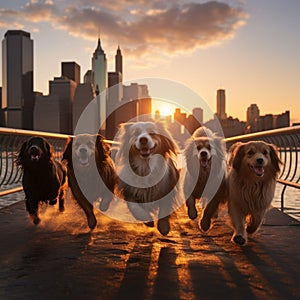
[
  {"x1": 115, "y1": 121, "x2": 180, "y2": 236},
  {"x1": 183, "y1": 126, "x2": 227, "y2": 231},
  {"x1": 227, "y1": 141, "x2": 282, "y2": 245},
  {"x1": 62, "y1": 134, "x2": 117, "y2": 229}
]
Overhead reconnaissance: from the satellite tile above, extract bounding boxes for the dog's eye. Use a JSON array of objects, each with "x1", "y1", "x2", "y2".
[
  {"x1": 263, "y1": 150, "x2": 269, "y2": 156},
  {"x1": 247, "y1": 150, "x2": 255, "y2": 156},
  {"x1": 197, "y1": 145, "x2": 202, "y2": 151}
]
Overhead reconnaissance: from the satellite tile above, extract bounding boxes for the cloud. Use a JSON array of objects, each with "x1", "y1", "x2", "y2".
[{"x1": 0, "y1": 0, "x2": 248, "y2": 57}]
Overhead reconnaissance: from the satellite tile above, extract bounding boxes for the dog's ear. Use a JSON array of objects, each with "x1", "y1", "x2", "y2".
[
  {"x1": 184, "y1": 137, "x2": 200, "y2": 174},
  {"x1": 15, "y1": 141, "x2": 28, "y2": 167},
  {"x1": 96, "y1": 134, "x2": 111, "y2": 159},
  {"x1": 62, "y1": 137, "x2": 73, "y2": 163},
  {"x1": 44, "y1": 139, "x2": 53, "y2": 160},
  {"x1": 160, "y1": 134, "x2": 178, "y2": 156},
  {"x1": 155, "y1": 121, "x2": 179, "y2": 155},
  {"x1": 230, "y1": 142, "x2": 245, "y2": 170},
  {"x1": 211, "y1": 136, "x2": 226, "y2": 160},
  {"x1": 268, "y1": 143, "x2": 282, "y2": 174}
]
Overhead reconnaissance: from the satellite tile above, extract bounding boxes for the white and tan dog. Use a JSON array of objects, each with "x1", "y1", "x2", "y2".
[
  {"x1": 115, "y1": 121, "x2": 180, "y2": 236},
  {"x1": 183, "y1": 126, "x2": 227, "y2": 231},
  {"x1": 227, "y1": 141, "x2": 282, "y2": 245}
]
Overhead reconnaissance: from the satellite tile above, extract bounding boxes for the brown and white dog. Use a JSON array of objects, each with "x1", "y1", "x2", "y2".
[
  {"x1": 62, "y1": 134, "x2": 117, "y2": 229},
  {"x1": 115, "y1": 121, "x2": 180, "y2": 236},
  {"x1": 183, "y1": 127, "x2": 227, "y2": 231},
  {"x1": 227, "y1": 141, "x2": 282, "y2": 245}
]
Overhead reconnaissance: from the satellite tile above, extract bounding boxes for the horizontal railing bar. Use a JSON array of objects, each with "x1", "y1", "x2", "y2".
[
  {"x1": 0, "y1": 186, "x2": 23, "y2": 197},
  {"x1": 224, "y1": 125, "x2": 300, "y2": 143},
  {"x1": 277, "y1": 179, "x2": 300, "y2": 189},
  {"x1": 0, "y1": 127, "x2": 69, "y2": 139}
]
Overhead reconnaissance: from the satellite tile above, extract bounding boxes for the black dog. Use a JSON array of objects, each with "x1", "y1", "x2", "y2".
[
  {"x1": 62, "y1": 134, "x2": 117, "y2": 229},
  {"x1": 16, "y1": 137, "x2": 67, "y2": 225}
]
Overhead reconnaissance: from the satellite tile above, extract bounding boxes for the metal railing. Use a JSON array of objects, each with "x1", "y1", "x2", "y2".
[
  {"x1": 0, "y1": 127, "x2": 69, "y2": 196},
  {"x1": 225, "y1": 125, "x2": 300, "y2": 212}
]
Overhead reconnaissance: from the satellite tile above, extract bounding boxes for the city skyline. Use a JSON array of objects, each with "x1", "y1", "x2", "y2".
[{"x1": 0, "y1": 0, "x2": 299, "y2": 124}]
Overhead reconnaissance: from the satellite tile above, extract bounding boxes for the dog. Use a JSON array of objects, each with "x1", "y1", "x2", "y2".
[
  {"x1": 115, "y1": 121, "x2": 180, "y2": 236},
  {"x1": 15, "y1": 136, "x2": 67, "y2": 225},
  {"x1": 183, "y1": 126, "x2": 227, "y2": 231},
  {"x1": 62, "y1": 134, "x2": 117, "y2": 229},
  {"x1": 227, "y1": 141, "x2": 282, "y2": 245}
]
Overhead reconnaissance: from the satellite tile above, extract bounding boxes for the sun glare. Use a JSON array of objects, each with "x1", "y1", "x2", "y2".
[{"x1": 159, "y1": 104, "x2": 174, "y2": 117}]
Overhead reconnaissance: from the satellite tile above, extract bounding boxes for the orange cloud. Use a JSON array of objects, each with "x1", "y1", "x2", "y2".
[{"x1": 0, "y1": 0, "x2": 248, "y2": 57}]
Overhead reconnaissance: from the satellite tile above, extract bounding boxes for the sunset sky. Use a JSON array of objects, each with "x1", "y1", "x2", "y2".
[{"x1": 0, "y1": 0, "x2": 299, "y2": 123}]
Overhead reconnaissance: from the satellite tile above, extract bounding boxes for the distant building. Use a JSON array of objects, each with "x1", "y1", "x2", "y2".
[
  {"x1": 1, "y1": 30, "x2": 34, "y2": 129},
  {"x1": 216, "y1": 89, "x2": 227, "y2": 120},
  {"x1": 115, "y1": 46, "x2": 123, "y2": 75},
  {"x1": 92, "y1": 37, "x2": 107, "y2": 94},
  {"x1": 62, "y1": 61, "x2": 81, "y2": 84},
  {"x1": 274, "y1": 111, "x2": 290, "y2": 128},
  {"x1": 49, "y1": 76, "x2": 77, "y2": 134},
  {"x1": 73, "y1": 83, "x2": 95, "y2": 132},
  {"x1": 34, "y1": 94, "x2": 61, "y2": 133},
  {"x1": 83, "y1": 70, "x2": 93, "y2": 85}
]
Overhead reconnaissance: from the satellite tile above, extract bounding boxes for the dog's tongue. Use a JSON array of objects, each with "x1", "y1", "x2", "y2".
[{"x1": 254, "y1": 166, "x2": 264, "y2": 177}]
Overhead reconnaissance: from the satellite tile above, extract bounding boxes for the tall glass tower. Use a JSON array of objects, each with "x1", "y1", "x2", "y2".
[
  {"x1": 2, "y1": 30, "x2": 34, "y2": 129},
  {"x1": 92, "y1": 37, "x2": 107, "y2": 133},
  {"x1": 92, "y1": 37, "x2": 107, "y2": 95}
]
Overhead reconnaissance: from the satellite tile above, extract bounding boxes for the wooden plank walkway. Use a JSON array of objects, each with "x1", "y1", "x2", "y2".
[{"x1": 0, "y1": 193, "x2": 299, "y2": 300}]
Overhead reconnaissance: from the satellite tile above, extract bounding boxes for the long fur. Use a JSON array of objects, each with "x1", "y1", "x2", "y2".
[
  {"x1": 227, "y1": 141, "x2": 282, "y2": 245},
  {"x1": 183, "y1": 126, "x2": 227, "y2": 231},
  {"x1": 115, "y1": 121, "x2": 180, "y2": 236},
  {"x1": 62, "y1": 134, "x2": 118, "y2": 229},
  {"x1": 15, "y1": 137, "x2": 67, "y2": 225}
]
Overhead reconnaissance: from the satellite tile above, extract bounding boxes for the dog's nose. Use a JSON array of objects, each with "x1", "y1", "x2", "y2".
[
  {"x1": 79, "y1": 148, "x2": 87, "y2": 154},
  {"x1": 200, "y1": 151, "x2": 207, "y2": 158},
  {"x1": 139, "y1": 137, "x2": 148, "y2": 145},
  {"x1": 256, "y1": 158, "x2": 264, "y2": 165}
]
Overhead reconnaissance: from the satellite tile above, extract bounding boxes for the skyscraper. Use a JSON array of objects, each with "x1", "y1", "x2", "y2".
[
  {"x1": 92, "y1": 37, "x2": 107, "y2": 134},
  {"x1": 92, "y1": 37, "x2": 107, "y2": 95},
  {"x1": 246, "y1": 104, "x2": 260, "y2": 124},
  {"x1": 2, "y1": 30, "x2": 34, "y2": 129},
  {"x1": 115, "y1": 45, "x2": 123, "y2": 75},
  {"x1": 62, "y1": 61, "x2": 81, "y2": 84},
  {"x1": 216, "y1": 89, "x2": 227, "y2": 120}
]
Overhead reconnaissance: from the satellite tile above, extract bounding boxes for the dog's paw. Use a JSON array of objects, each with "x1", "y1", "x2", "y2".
[
  {"x1": 87, "y1": 214, "x2": 97, "y2": 230},
  {"x1": 187, "y1": 206, "x2": 198, "y2": 220},
  {"x1": 233, "y1": 235, "x2": 246, "y2": 246},
  {"x1": 199, "y1": 217, "x2": 211, "y2": 232},
  {"x1": 157, "y1": 219, "x2": 170, "y2": 236},
  {"x1": 144, "y1": 221, "x2": 155, "y2": 227},
  {"x1": 99, "y1": 198, "x2": 112, "y2": 212},
  {"x1": 32, "y1": 215, "x2": 40, "y2": 225}
]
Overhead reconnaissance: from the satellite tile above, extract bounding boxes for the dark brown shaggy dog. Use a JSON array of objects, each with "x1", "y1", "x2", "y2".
[
  {"x1": 183, "y1": 126, "x2": 227, "y2": 231},
  {"x1": 62, "y1": 134, "x2": 117, "y2": 229},
  {"x1": 16, "y1": 137, "x2": 67, "y2": 225},
  {"x1": 115, "y1": 121, "x2": 180, "y2": 236},
  {"x1": 227, "y1": 141, "x2": 282, "y2": 245}
]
